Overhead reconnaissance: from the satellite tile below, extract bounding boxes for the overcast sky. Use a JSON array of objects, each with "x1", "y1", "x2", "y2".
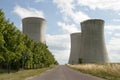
[{"x1": 0, "y1": 0, "x2": 120, "y2": 64}]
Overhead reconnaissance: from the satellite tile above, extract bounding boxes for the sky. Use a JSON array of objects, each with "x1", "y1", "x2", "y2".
[{"x1": 0, "y1": 0, "x2": 120, "y2": 64}]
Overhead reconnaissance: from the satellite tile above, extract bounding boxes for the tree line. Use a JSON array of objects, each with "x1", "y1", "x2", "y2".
[{"x1": 0, "y1": 9, "x2": 58, "y2": 72}]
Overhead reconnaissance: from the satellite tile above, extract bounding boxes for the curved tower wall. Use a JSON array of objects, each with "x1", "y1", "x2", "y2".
[
  {"x1": 22, "y1": 17, "x2": 46, "y2": 43},
  {"x1": 69, "y1": 19, "x2": 109, "y2": 64},
  {"x1": 69, "y1": 33, "x2": 82, "y2": 64},
  {"x1": 81, "y1": 19, "x2": 109, "y2": 63}
]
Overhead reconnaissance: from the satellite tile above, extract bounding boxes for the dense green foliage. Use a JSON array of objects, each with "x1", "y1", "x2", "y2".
[{"x1": 0, "y1": 9, "x2": 58, "y2": 71}]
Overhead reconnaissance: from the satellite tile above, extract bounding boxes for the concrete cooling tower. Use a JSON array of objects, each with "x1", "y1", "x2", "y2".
[
  {"x1": 22, "y1": 17, "x2": 46, "y2": 43},
  {"x1": 69, "y1": 33, "x2": 82, "y2": 64},
  {"x1": 69, "y1": 19, "x2": 109, "y2": 64}
]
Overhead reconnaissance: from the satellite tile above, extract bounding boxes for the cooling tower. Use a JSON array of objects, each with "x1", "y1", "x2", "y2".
[
  {"x1": 69, "y1": 33, "x2": 82, "y2": 64},
  {"x1": 22, "y1": 17, "x2": 46, "y2": 43},
  {"x1": 69, "y1": 19, "x2": 109, "y2": 64},
  {"x1": 81, "y1": 19, "x2": 108, "y2": 63}
]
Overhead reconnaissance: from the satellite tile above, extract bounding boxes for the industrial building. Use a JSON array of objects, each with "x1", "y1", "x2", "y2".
[
  {"x1": 22, "y1": 17, "x2": 46, "y2": 44},
  {"x1": 69, "y1": 19, "x2": 109, "y2": 64}
]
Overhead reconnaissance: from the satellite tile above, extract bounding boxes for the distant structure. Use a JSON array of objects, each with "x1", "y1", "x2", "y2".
[
  {"x1": 22, "y1": 17, "x2": 46, "y2": 44},
  {"x1": 69, "y1": 33, "x2": 81, "y2": 64},
  {"x1": 69, "y1": 19, "x2": 109, "y2": 64}
]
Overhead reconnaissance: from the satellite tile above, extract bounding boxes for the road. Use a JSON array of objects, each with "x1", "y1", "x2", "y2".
[{"x1": 27, "y1": 65, "x2": 106, "y2": 80}]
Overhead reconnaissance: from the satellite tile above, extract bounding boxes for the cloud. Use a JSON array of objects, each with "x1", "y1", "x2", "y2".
[
  {"x1": 107, "y1": 37, "x2": 120, "y2": 62},
  {"x1": 71, "y1": 11, "x2": 90, "y2": 24},
  {"x1": 57, "y1": 22, "x2": 79, "y2": 33},
  {"x1": 53, "y1": 0, "x2": 120, "y2": 63},
  {"x1": 53, "y1": 0, "x2": 89, "y2": 64},
  {"x1": 105, "y1": 25, "x2": 120, "y2": 62},
  {"x1": 114, "y1": 33, "x2": 120, "y2": 37},
  {"x1": 13, "y1": 5, "x2": 44, "y2": 18},
  {"x1": 46, "y1": 34, "x2": 70, "y2": 50},
  {"x1": 113, "y1": 19, "x2": 120, "y2": 22},
  {"x1": 107, "y1": 37, "x2": 120, "y2": 50},
  {"x1": 77, "y1": 0, "x2": 120, "y2": 11},
  {"x1": 46, "y1": 34, "x2": 70, "y2": 64},
  {"x1": 53, "y1": 0, "x2": 74, "y2": 14},
  {"x1": 53, "y1": 0, "x2": 90, "y2": 24},
  {"x1": 35, "y1": 0, "x2": 44, "y2": 3},
  {"x1": 109, "y1": 51, "x2": 120, "y2": 62},
  {"x1": 48, "y1": 49, "x2": 70, "y2": 64},
  {"x1": 105, "y1": 25, "x2": 120, "y2": 31}
]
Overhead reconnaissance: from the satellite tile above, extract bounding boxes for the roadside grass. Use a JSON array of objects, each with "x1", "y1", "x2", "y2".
[
  {"x1": 0, "y1": 65, "x2": 55, "y2": 80},
  {"x1": 67, "y1": 63, "x2": 120, "y2": 80}
]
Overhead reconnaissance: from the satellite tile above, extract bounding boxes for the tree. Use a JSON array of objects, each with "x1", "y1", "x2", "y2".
[{"x1": 0, "y1": 9, "x2": 58, "y2": 72}]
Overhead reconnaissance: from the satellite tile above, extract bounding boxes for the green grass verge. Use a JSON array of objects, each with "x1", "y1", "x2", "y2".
[
  {"x1": 0, "y1": 66, "x2": 55, "y2": 80},
  {"x1": 67, "y1": 63, "x2": 120, "y2": 80}
]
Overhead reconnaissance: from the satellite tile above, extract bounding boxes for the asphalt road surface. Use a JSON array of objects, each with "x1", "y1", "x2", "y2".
[{"x1": 27, "y1": 65, "x2": 106, "y2": 80}]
